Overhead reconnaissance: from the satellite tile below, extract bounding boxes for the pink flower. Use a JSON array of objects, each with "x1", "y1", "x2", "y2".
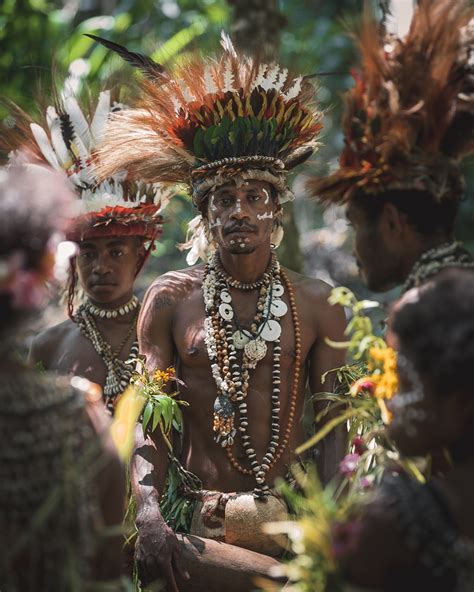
[
  {"x1": 358, "y1": 475, "x2": 374, "y2": 490},
  {"x1": 339, "y1": 453, "x2": 360, "y2": 477}
]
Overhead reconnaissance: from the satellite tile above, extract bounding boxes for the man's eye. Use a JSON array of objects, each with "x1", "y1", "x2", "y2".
[
  {"x1": 248, "y1": 193, "x2": 261, "y2": 201},
  {"x1": 80, "y1": 252, "x2": 94, "y2": 260},
  {"x1": 111, "y1": 250, "x2": 123, "y2": 257},
  {"x1": 217, "y1": 198, "x2": 232, "y2": 207}
]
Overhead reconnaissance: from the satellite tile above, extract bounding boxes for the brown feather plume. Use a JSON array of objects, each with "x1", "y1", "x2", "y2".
[
  {"x1": 94, "y1": 32, "x2": 323, "y2": 193},
  {"x1": 308, "y1": 0, "x2": 474, "y2": 205}
]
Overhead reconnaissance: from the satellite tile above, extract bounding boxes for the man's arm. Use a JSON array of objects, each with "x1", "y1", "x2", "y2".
[
  {"x1": 308, "y1": 284, "x2": 347, "y2": 485},
  {"x1": 133, "y1": 279, "x2": 186, "y2": 590},
  {"x1": 28, "y1": 327, "x2": 55, "y2": 369}
]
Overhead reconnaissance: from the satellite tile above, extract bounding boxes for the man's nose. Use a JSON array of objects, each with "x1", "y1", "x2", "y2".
[
  {"x1": 230, "y1": 199, "x2": 250, "y2": 220},
  {"x1": 92, "y1": 254, "x2": 112, "y2": 274}
]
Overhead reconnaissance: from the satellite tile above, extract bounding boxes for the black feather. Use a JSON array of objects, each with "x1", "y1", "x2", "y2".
[{"x1": 85, "y1": 34, "x2": 167, "y2": 81}]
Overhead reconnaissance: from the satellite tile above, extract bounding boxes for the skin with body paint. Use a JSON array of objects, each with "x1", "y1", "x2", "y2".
[
  {"x1": 205, "y1": 180, "x2": 280, "y2": 255},
  {"x1": 131, "y1": 177, "x2": 348, "y2": 590}
]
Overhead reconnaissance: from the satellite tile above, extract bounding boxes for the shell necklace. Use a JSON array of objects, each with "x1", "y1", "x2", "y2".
[{"x1": 203, "y1": 252, "x2": 297, "y2": 497}]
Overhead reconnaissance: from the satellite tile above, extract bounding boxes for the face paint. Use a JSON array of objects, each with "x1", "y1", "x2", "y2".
[
  {"x1": 208, "y1": 217, "x2": 222, "y2": 229},
  {"x1": 234, "y1": 199, "x2": 242, "y2": 214},
  {"x1": 263, "y1": 188, "x2": 270, "y2": 205},
  {"x1": 257, "y1": 211, "x2": 274, "y2": 221},
  {"x1": 209, "y1": 194, "x2": 217, "y2": 212}
]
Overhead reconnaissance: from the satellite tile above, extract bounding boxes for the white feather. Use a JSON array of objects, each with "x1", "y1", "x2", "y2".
[
  {"x1": 274, "y1": 68, "x2": 288, "y2": 91},
  {"x1": 65, "y1": 96, "x2": 91, "y2": 150},
  {"x1": 30, "y1": 123, "x2": 60, "y2": 170},
  {"x1": 284, "y1": 76, "x2": 302, "y2": 100},
  {"x1": 252, "y1": 64, "x2": 268, "y2": 90},
  {"x1": 70, "y1": 134, "x2": 95, "y2": 185},
  {"x1": 90, "y1": 90, "x2": 111, "y2": 146},
  {"x1": 220, "y1": 31, "x2": 237, "y2": 58},
  {"x1": 178, "y1": 80, "x2": 195, "y2": 103},
  {"x1": 46, "y1": 106, "x2": 71, "y2": 168},
  {"x1": 222, "y1": 58, "x2": 235, "y2": 93},
  {"x1": 260, "y1": 64, "x2": 279, "y2": 91},
  {"x1": 204, "y1": 65, "x2": 218, "y2": 94}
]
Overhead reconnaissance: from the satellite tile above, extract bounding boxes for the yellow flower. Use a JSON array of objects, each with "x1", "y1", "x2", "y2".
[
  {"x1": 153, "y1": 366, "x2": 176, "y2": 383},
  {"x1": 368, "y1": 346, "x2": 398, "y2": 400}
]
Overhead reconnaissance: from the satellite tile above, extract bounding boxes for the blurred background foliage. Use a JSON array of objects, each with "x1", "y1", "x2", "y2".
[{"x1": 1, "y1": 0, "x2": 473, "y2": 302}]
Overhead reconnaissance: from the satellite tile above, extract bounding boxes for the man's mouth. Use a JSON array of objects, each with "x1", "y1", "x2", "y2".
[
  {"x1": 91, "y1": 281, "x2": 116, "y2": 287},
  {"x1": 226, "y1": 226, "x2": 256, "y2": 235}
]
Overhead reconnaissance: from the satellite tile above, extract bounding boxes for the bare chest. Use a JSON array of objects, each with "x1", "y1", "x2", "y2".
[{"x1": 48, "y1": 325, "x2": 136, "y2": 389}]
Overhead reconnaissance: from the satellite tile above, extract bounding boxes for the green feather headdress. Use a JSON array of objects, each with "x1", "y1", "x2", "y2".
[{"x1": 92, "y1": 32, "x2": 324, "y2": 207}]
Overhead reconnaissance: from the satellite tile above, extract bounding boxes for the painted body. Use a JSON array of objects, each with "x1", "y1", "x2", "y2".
[{"x1": 132, "y1": 180, "x2": 347, "y2": 590}]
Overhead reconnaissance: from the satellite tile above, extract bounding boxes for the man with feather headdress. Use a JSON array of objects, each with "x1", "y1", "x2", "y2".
[
  {"x1": 91, "y1": 33, "x2": 347, "y2": 590},
  {"x1": 3, "y1": 88, "x2": 169, "y2": 413},
  {"x1": 308, "y1": 0, "x2": 474, "y2": 294}
]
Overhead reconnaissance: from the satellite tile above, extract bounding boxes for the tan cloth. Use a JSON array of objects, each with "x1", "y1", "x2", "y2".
[{"x1": 190, "y1": 491, "x2": 288, "y2": 557}]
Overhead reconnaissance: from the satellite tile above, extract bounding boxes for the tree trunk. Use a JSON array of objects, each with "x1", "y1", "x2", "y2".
[{"x1": 227, "y1": 0, "x2": 304, "y2": 272}]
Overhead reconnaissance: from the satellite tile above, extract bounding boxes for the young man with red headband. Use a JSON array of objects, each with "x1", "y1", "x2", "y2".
[{"x1": 5, "y1": 89, "x2": 168, "y2": 412}]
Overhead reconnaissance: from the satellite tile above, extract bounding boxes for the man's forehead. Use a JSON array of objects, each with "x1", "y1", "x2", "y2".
[
  {"x1": 80, "y1": 237, "x2": 128, "y2": 249},
  {"x1": 214, "y1": 180, "x2": 272, "y2": 195}
]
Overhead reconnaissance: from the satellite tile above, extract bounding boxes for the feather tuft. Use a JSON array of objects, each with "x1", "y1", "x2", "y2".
[
  {"x1": 220, "y1": 31, "x2": 237, "y2": 58},
  {"x1": 85, "y1": 34, "x2": 167, "y2": 81}
]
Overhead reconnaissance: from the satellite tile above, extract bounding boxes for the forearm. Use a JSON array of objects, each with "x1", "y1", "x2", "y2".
[{"x1": 132, "y1": 425, "x2": 170, "y2": 525}]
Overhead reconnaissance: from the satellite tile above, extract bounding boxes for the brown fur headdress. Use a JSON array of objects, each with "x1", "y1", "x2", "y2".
[
  {"x1": 308, "y1": 0, "x2": 474, "y2": 205},
  {"x1": 92, "y1": 32, "x2": 323, "y2": 207}
]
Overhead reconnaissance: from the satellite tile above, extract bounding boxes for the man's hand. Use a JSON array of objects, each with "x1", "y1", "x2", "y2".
[{"x1": 135, "y1": 510, "x2": 189, "y2": 591}]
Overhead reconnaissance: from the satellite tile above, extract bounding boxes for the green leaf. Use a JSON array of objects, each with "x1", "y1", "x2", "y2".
[
  {"x1": 142, "y1": 400, "x2": 153, "y2": 434},
  {"x1": 296, "y1": 408, "x2": 360, "y2": 455},
  {"x1": 152, "y1": 406, "x2": 162, "y2": 432}
]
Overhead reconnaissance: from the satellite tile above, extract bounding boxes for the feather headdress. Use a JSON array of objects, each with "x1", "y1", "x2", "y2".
[
  {"x1": 91, "y1": 32, "x2": 323, "y2": 208},
  {"x1": 2, "y1": 90, "x2": 171, "y2": 242},
  {"x1": 308, "y1": 0, "x2": 474, "y2": 205}
]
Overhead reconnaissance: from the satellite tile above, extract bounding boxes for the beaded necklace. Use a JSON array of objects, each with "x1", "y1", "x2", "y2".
[
  {"x1": 83, "y1": 295, "x2": 139, "y2": 319},
  {"x1": 75, "y1": 302, "x2": 140, "y2": 413},
  {"x1": 402, "y1": 241, "x2": 474, "y2": 293},
  {"x1": 203, "y1": 252, "x2": 301, "y2": 498}
]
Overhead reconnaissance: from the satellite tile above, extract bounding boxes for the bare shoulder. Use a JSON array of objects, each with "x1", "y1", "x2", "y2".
[
  {"x1": 143, "y1": 264, "x2": 205, "y2": 309},
  {"x1": 29, "y1": 318, "x2": 78, "y2": 366},
  {"x1": 283, "y1": 267, "x2": 335, "y2": 310}
]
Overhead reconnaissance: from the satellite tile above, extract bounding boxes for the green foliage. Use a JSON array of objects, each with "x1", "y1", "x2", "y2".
[
  {"x1": 160, "y1": 457, "x2": 202, "y2": 533},
  {"x1": 131, "y1": 361, "x2": 188, "y2": 449},
  {"x1": 262, "y1": 466, "x2": 360, "y2": 592}
]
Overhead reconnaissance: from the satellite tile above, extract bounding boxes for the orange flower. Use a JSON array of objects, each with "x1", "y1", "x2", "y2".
[{"x1": 153, "y1": 366, "x2": 176, "y2": 383}]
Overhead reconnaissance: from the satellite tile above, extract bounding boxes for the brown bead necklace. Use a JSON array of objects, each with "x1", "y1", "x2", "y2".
[{"x1": 203, "y1": 253, "x2": 300, "y2": 497}]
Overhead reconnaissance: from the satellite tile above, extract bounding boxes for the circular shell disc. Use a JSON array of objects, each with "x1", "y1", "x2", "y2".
[
  {"x1": 273, "y1": 283, "x2": 284, "y2": 297},
  {"x1": 233, "y1": 330, "x2": 250, "y2": 349},
  {"x1": 270, "y1": 299, "x2": 288, "y2": 318},
  {"x1": 219, "y1": 302, "x2": 234, "y2": 321},
  {"x1": 220, "y1": 290, "x2": 232, "y2": 303},
  {"x1": 260, "y1": 319, "x2": 281, "y2": 342},
  {"x1": 244, "y1": 338, "x2": 267, "y2": 362}
]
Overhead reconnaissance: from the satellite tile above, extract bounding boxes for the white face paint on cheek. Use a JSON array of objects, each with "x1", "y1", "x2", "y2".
[
  {"x1": 209, "y1": 195, "x2": 217, "y2": 212},
  {"x1": 262, "y1": 188, "x2": 270, "y2": 205},
  {"x1": 208, "y1": 217, "x2": 222, "y2": 229},
  {"x1": 257, "y1": 211, "x2": 274, "y2": 221}
]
